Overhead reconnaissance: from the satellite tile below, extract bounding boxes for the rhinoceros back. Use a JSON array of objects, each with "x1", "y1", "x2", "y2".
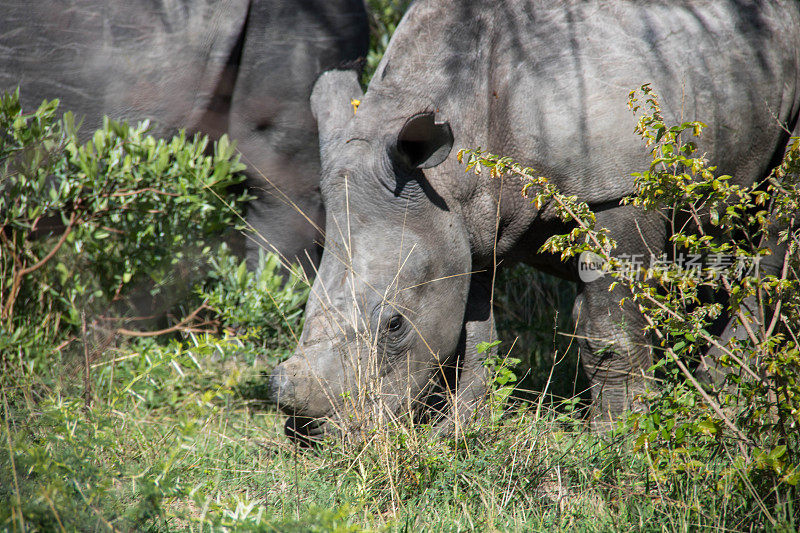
[
  {"x1": 0, "y1": 0, "x2": 370, "y2": 270},
  {"x1": 0, "y1": 0, "x2": 249, "y2": 138}
]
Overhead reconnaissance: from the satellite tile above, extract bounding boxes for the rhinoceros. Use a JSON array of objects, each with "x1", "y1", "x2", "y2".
[
  {"x1": 269, "y1": 0, "x2": 800, "y2": 439},
  {"x1": 0, "y1": 0, "x2": 368, "y2": 271}
]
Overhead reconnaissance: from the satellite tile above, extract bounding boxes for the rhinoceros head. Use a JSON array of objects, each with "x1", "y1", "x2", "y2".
[{"x1": 269, "y1": 70, "x2": 476, "y2": 441}]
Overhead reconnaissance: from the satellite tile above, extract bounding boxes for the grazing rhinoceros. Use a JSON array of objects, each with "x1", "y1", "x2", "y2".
[
  {"x1": 0, "y1": 0, "x2": 368, "y2": 272},
  {"x1": 269, "y1": 0, "x2": 800, "y2": 439}
]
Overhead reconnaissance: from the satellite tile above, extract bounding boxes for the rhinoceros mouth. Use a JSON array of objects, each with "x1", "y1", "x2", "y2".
[
  {"x1": 284, "y1": 416, "x2": 330, "y2": 447},
  {"x1": 280, "y1": 390, "x2": 454, "y2": 445},
  {"x1": 277, "y1": 363, "x2": 465, "y2": 445}
]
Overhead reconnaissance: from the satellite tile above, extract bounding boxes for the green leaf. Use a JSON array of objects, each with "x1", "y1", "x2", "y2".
[
  {"x1": 476, "y1": 340, "x2": 501, "y2": 354},
  {"x1": 768, "y1": 445, "x2": 787, "y2": 461},
  {"x1": 697, "y1": 419, "x2": 717, "y2": 435}
]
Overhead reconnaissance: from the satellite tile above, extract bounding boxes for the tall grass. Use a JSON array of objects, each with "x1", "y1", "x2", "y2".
[{"x1": 6, "y1": 326, "x2": 790, "y2": 531}]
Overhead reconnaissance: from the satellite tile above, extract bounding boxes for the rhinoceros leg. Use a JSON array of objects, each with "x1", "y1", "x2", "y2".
[
  {"x1": 573, "y1": 280, "x2": 653, "y2": 430},
  {"x1": 433, "y1": 271, "x2": 493, "y2": 435},
  {"x1": 572, "y1": 205, "x2": 665, "y2": 430}
]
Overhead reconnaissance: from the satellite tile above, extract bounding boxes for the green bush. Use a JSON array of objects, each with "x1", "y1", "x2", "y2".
[
  {"x1": 460, "y1": 83, "x2": 800, "y2": 527},
  {"x1": 0, "y1": 89, "x2": 249, "y2": 362},
  {"x1": 199, "y1": 246, "x2": 308, "y2": 364},
  {"x1": 0, "y1": 333, "x2": 245, "y2": 531},
  {"x1": 620, "y1": 87, "x2": 800, "y2": 519},
  {"x1": 363, "y1": 0, "x2": 412, "y2": 84},
  {"x1": 0, "y1": 88, "x2": 311, "y2": 530}
]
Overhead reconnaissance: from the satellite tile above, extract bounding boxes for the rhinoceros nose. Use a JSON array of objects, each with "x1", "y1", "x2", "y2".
[{"x1": 268, "y1": 364, "x2": 296, "y2": 408}]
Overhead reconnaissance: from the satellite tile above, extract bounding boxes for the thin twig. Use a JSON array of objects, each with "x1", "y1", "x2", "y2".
[
  {"x1": 2, "y1": 211, "x2": 78, "y2": 322},
  {"x1": 18, "y1": 211, "x2": 77, "y2": 277},
  {"x1": 115, "y1": 302, "x2": 208, "y2": 337},
  {"x1": 108, "y1": 187, "x2": 179, "y2": 198},
  {"x1": 765, "y1": 245, "x2": 791, "y2": 339},
  {"x1": 2, "y1": 388, "x2": 25, "y2": 532},
  {"x1": 82, "y1": 310, "x2": 92, "y2": 411},
  {"x1": 636, "y1": 288, "x2": 765, "y2": 385},
  {"x1": 719, "y1": 277, "x2": 763, "y2": 347}
]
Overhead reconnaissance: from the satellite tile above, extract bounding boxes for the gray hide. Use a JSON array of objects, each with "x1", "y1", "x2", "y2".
[
  {"x1": 270, "y1": 0, "x2": 800, "y2": 439},
  {"x1": 0, "y1": 0, "x2": 368, "y2": 272}
]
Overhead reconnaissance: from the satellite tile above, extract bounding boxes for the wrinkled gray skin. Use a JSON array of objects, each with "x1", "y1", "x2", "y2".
[
  {"x1": 271, "y1": 0, "x2": 800, "y2": 438},
  {"x1": 0, "y1": 0, "x2": 368, "y2": 271}
]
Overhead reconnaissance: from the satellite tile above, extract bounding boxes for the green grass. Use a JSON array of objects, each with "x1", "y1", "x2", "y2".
[
  {"x1": 494, "y1": 266, "x2": 590, "y2": 407},
  {"x1": 2, "y1": 267, "x2": 793, "y2": 532}
]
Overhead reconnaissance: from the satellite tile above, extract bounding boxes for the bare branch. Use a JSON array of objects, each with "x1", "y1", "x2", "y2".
[{"x1": 113, "y1": 302, "x2": 210, "y2": 338}]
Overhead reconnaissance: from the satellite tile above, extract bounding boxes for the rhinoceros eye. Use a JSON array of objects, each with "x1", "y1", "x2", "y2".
[{"x1": 387, "y1": 315, "x2": 403, "y2": 333}]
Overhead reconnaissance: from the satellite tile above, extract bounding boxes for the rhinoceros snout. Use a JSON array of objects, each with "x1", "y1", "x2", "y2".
[
  {"x1": 270, "y1": 358, "x2": 338, "y2": 442},
  {"x1": 268, "y1": 357, "x2": 336, "y2": 420}
]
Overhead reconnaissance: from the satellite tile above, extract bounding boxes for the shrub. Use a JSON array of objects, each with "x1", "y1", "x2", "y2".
[
  {"x1": 0, "y1": 88, "x2": 309, "y2": 530},
  {"x1": 0, "y1": 89, "x2": 249, "y2": 363},
  {"x1": 460, "y1": 83, "x2": 800, "y2": 527},
  {"x1": 363, "y1": 0, "x2": 412, "y2": 84},
  {"x1": 198, "y1": 246, "x2": 309, "y2": 364}
]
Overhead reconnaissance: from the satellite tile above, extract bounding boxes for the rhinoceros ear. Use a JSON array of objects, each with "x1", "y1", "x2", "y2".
[
  {"x1": 311, "y1": 69, "x2": 364, "y2": 149},
  {"x1": 396, "y1": 112, "x2": 454, "y2": 169}
]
